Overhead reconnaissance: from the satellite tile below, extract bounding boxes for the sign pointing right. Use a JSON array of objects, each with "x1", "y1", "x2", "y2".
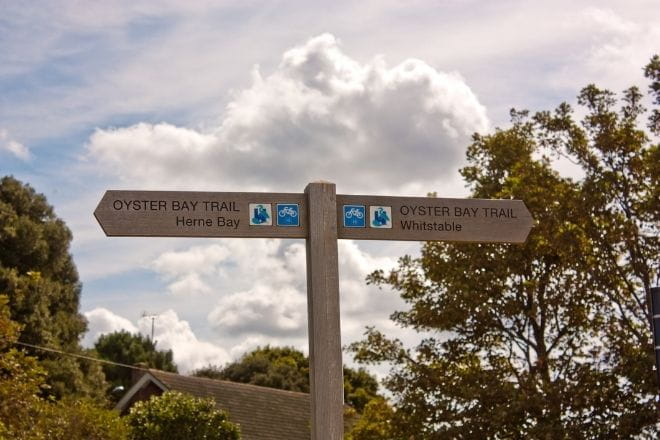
[{"x1": 336, "y1": 194, "x2": 533, "y2": 243}]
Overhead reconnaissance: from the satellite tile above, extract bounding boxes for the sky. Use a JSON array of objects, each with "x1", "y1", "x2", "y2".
[{"x1": 1, "y1": 0, "x2": 659, "y2": 375}]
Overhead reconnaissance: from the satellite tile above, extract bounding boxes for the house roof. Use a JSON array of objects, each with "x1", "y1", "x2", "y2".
[{"x1": 117, "y1": 369, "x2": 311, "y2": 440}]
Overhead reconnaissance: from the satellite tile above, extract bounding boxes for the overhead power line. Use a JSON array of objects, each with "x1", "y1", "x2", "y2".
[{"x1": 14, "y1": 340, "x2": 149, "y2": 372}]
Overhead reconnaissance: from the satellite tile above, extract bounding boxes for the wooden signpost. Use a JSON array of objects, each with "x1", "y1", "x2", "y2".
[
  {"x1": 94, "y1": 190, "x2": 308, "y2": 238},
  {"x1": 95, "y1": 182, "x2": 533, "y2": 440}
]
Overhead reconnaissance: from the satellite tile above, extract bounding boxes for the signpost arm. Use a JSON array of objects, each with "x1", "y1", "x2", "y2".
[{"x1": 305, "y1": 182, "x2": 344, "y2": 440}]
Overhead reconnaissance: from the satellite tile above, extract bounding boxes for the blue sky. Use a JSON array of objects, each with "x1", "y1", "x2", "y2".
[{"x1": 1, "y1": 0, "x2": 659, "y2": 373}]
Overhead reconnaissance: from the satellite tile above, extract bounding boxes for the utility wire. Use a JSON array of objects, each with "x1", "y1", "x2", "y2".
[{"x1": 14, "y1": 341, "x2": 149, "y2": 372}]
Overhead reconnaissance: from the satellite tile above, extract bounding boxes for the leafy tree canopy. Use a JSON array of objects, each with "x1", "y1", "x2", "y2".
[
  {"x1": 193, "y1": 345, "x2": 380, "y2": 412},
  {"x1": 0, "y1": 295, "x2": 127, "y2": 440},
  {"x1": 198, "y1": 345, "x2": 309, "y2": 392},
  {"x1": 345, "y1": 398, "x2": 397, "y2": 440},
  {"x1": 34, "y1": 398, "x2": 129, "y2": 440},
  {"x1": 0, "y1": 294, "x2": 48, "y2": 439},
  {"x1": 0, "y1": 176, "x2": 106, "y2": 400},
  {"x1": 94, "y1": 330, "x2": 177, "y2": 396},
  {"x1": 126, "y1": 391, "x2": 240, "y2": 440},
  {"x1": 350, "y1": 57, "x2": 660, "y2": 438}
]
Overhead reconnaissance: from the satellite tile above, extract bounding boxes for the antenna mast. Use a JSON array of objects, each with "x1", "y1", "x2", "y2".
[{"x1": 141, "y1": 311, "x2": 158, "y2": 342}]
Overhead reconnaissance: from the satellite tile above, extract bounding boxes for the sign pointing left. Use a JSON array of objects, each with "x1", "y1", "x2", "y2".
[{"x1": 94, "y1": 190, "x2": 308, "y2": 238}]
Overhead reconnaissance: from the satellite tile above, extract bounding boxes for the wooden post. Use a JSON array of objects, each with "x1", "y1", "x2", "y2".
[
  {"x1": 651, "y1": 287, "x2": 660, "y2": 397},
  {"x1": 305, "y1": 182, "x2": 343, "y2": 440}
]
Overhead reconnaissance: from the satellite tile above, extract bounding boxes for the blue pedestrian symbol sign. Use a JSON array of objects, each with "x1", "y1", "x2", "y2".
[
  {"x1": 277, "y1": 204, "x2": 299, "y2": 226},
  {"x1": 370, "y1": 206, "x2": 392, "y2": 228},
  {"x1": 343, "y1": 205, "x2": 365, "y2": 228},
  {"x1": 250, "y1": 203, "x2": 272, "y2": 226}
]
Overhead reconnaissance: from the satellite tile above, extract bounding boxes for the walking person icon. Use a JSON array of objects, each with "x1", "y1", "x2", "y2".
[
  {"x1": 370, "y1": 206, "x2": 392, "y2": 228},
  {"x1": 249, "y1": 203, "x2": 272, "y2": 225}
]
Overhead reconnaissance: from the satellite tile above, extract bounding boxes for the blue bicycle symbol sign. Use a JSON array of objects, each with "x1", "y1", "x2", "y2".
[
  {"x1": 345, "y1": 207, "x2": 364, "y2": 219},
  {"x1": 343, "y1": 205, "x2": 366, "y2": 228},
  {"x1": 279, "y1": 206, "x2": 298, "y2": 218},
  {"x1": 277, "y1": 204, "x2": 299, "y2": 226}
]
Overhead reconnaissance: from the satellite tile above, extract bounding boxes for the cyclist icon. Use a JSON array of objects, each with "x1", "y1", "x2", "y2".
[
  {"x1": 343, "y1": 205, "x2": 366, "y2": 228},
  {"x1": 345, "y1": 207, "x2": 364, "y2": 219},
  {"x1": 276, "y1": 204, "x2": 300, "y2": 226},
  {"x1": 279, "y1": 206, "x2": 298, "y2": 217}
]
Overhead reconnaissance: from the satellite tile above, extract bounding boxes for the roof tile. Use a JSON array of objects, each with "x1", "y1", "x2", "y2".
[{"x1": 148, "y1": 370, "x2": 311, "y2": 440}]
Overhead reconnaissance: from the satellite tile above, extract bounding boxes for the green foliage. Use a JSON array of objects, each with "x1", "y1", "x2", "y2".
[
  {"x1": 350, "y1": 57, "x2": 659, "y2": 438},
  {"x1": 645, "y1": 54, "x2": 660, "y2": 135},
  {"x1": 95, "y1": 330, "x2": 177, "y2": 397},
  {"x1": 126, "y1": 391, "x2": 240, "y2": 440},
  {"x1": 1, "y1": 296, "x2": 125, "y2": 440},
  {"x1": 0, "y1": 176, "x2": 106, "y2": 400},
  {"x1": 192, "y1": 363, "x2": 224, "y2": 380},
  {"x1": 205, "y1": 345, "x2": 309, "y2": 392},
  {"x1": 343, "y1": 366, "x2": 380, "y2": 412},
  {"x1": 40, "y1": 351, "x2": 108, "y2": 402},
  {"x1": 346, "y1": 398, "x2": 397, "y2": 440},
  {"x1": 36, "y1": 398, "x2": 128, "y2": 440},
  {"x1": 0, "y1": 295, "x2": 49, "y2": 439},
  {"x1": 193, "y1": 345, "x2": 380, "y2": 412}
]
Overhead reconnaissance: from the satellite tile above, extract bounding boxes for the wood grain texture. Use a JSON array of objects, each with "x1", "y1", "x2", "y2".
[
  {"x1": 94, "y1": 190, "x2": 307, "y2": 238},
  {"x1": 95, "y1": 190, "x2": 534, "y2": 243},
  {"x1": 305, "y1": 182, "x2": 344, "y2": 440},
  {"x1": 651, "y1": 287, "x2": 660, "y2": 388},
  {"x1": 336, "y1": 194, "x2": 534, "y2": 243}
]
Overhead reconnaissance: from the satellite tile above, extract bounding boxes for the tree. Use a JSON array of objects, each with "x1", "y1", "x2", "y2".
[
  {"x1": 0, "y1": 294, "x2": 48, "y2": 439},
  {"x1": 209, "y1": 345, "x2": 305, "y2": 390},
  {"x1": 126, "y1": 391, "x2": 240, "y2": 440},
  {"x1": 345, "y1": 398, "x2": 397, "y2": 440},
  {"x1": 35, "y1": 398, "x2": 129, "y2": 440},
  {"x1": 94, "y1": 330, "x2": 177, "y2": 395},
  {"x1": 343, "y1": 365, "x2": 380, "y2": 413},
  {"x1": 0, "y1": 295, "x2": 127, "y2": 440},
  {"x1": 197, "y1": 346, "x2": 309, "y2": 392},
  {"x1": 0, "y1": 176, "x2": 106, "y2": 400},
  {"x1": 193, "y1": 345, "x2": 381, "y2": 412},
  {"x1": 350, "y1": 57, "x2": 659, "y2": 438}
]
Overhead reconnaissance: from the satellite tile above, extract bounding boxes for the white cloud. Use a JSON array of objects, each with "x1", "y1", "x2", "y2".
[
  {"x1": 0, "y1": 128, "x2": 30, "y2": 160},
  {"x1": 82, "y1": 307, "x2": 230, "y2": 373},
  {"x1": 145, "y1": 237, "x2": 406, "y2": 360},
  {"x1": 151, "y1": 243, "x2": 231, "y2": 296},
  {"x1": 4, "y1": 2, "x2": 659, "y2": 147},
  {"x1": 82, "y1": 307, "x2": 138, "y2": 347},
  {"x1": 149, "y1": 239, "x2": 304, "y2": 296},
  {"x1": 151, "y1": 243, "x2": 231, "y2": 276},
  {"x1": 149, "y1": 239, "x2": 308, "y2": 339},
  {"x1": 139, "y1": 309, "x2": 230, "y2": 373},
  {"x1": 86, "y1": 33, "x2": 488, "y2": 194},
  {"x1": 551, "y1": 7, "x2": 660, "y2": 93},
  {"x1": 209, "y1": 284, "x2": 307, "y2": 338},
  {"x1": 338, "y1": 240, "x2": 399, "y2": 317}
]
